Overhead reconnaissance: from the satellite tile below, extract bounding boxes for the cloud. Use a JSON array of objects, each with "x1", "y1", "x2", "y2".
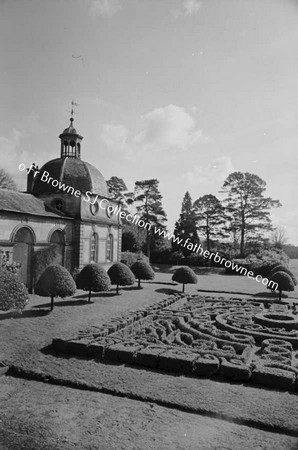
[
  {"x1": 172, "y1": 0, "x2": 202, "y2": 18},
  {"x1": 134, "y1": 104, "x2": 208, "y2": 151},
  {"x1": 99, "y1": 104, "x2": 211, "y2": 161},
  {"x1": 89, "y1": 0, "x2": 122, "y2": 18},
  {"x1": 182, "y1": 156, "x2": 235, "y2": 186}
]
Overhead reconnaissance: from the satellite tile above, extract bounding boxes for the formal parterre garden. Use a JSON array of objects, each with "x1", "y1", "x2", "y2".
[{"x1": 53, "y1": 293, "x2": 298, "y2": 392}]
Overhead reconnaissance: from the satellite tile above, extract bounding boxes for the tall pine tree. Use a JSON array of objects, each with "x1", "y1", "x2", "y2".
[
  {"x1": 193, "y1": 194, "x2": 227, "y2": 251},
  {"x1": 173, "y1": 192, "x2": 199, "y2": 256},
  {"x1": 106, "y1": 176, "x2": 133, "y2": 210},
  {"x1": 220, "y1": 172, "x2": 281, "y2": 257},
  {"x1": 133, "y1": 179, "x2": 167, "y2": 259}
]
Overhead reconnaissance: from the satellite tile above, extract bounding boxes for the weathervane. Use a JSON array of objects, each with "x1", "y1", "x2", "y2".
[{"x1": 68, "y1": 100, "x2": 79, "y2": 120}]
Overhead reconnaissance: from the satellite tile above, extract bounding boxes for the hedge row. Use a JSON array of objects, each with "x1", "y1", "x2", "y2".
[
  {"x1": 251, "y1": 365, "x2": 296, "y2": 390},
  {"x1": 254, "y1": 312, "x2": 298, "y2": 331},
  {"x1": 51, "y1": 293, "x2": 298, "y2": 391},
  {"x1": 54, "y1": 336, "x2": 292, "y2": 387},
  {"x1": 249, "y1": 337, "x2": 297, "y2": 390},
  {"x1": 52, "y1": 294, "x2": 183, "y2": 350},
  {"x1": 216, "y1": 314, "x2": 298, "y2": 348},
  {"x1": 52, "y1": 335, "x2": 298, "y2": 392}
]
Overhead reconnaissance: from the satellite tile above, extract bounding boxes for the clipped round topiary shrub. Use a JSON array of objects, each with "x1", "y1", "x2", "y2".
[
  {"x1": 0, "y1": 268, "x2": 29, "y2": 313},
  {"x1": 131, "y1": 261, "x2": 155, "y2": 288},
  {"x1": 270, "y1": 271, "x2": 295, "y2": 301},
  {"x1": 269, "y1": 265, "x2": 297, "y2": 286},
  {"x1": 35, "y1": 264, "x2": 76, "y2": 311},
  {"x1": 107, "y1": 262, "x2": 135, "y2": 294},
  {"x1": 76, "y1": 263, "x2": 111, "y2": 302},
  {"x1": 172, "y1": 266, "x2": 198, "y2": 293}
]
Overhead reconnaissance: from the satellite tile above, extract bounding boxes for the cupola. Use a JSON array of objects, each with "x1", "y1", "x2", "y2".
[{"x1": 59, "y1": 117, "x2": 83, "y2": 159}]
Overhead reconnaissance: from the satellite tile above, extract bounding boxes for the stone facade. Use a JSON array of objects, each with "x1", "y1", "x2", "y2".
[{"x1": 0, "y1": 118, "x2": 122, "y2": 290}]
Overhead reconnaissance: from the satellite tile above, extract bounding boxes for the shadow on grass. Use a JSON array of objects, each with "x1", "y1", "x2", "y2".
[
  {"x1": 73, "y1": 292, "x2": 120, "y2": 300},
  {"x1": 155, "y1": 288, "x2": 180, "y2": 295},
  {"x1": 123, "y1": 286, "x2": 143, "y2": 291},
  {"x1": 151, "y1": 264, "x2": 225, "y2": 275},
  {"x1": 253, "y1": 291, "x2": 278, "y2": 298},
  {"x1": 0, "y1": 308, "x2": 49, "y2": 321},
  {"x1": 33, "y1": 299, "x2": 91, "y2": 308},
  {"x1": 143, "y1": 281, "x2": 177, "y2": 286},
  {"x1": 253, "y1": 291, "x2": 298, "y2": 301}
]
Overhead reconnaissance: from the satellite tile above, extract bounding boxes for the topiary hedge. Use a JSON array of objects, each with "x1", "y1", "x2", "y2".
[
  {"x1": 0, "y1": 268, "x2": 29, "y2": 312},
  {"x1": 107, "y1": 262, "x2": 135, "y2": 294},
  {"x1": 268, "y1": 265, "x2": 297, "y2": 286},
  {"x1": 270, "y1": 271, "x2": 295, "y2": 301},
  {"x1": 172, "y1": 266, "x2": 198, "y2": 292},
  {"x1": 251, "y1": 365, "x2": 295, "y2": 390},
  {"x1": 219, "y1": 358, "x2": 251, "y2": 381},
  {"x1": 35, "y1": 264, "x2": 76, "y2": 311},
  {"x1": 131, "y1": 261, "x2": 155, "y2": 288},
  {"x1": 158, "y1": 350, "x2": 198, "y2": 374},
  {"x1": 76, "y1": 263, "x2": 111, "y2": 302},
  {"x1": 193, "y1": 354, "x2": 220, "y2": 377}
]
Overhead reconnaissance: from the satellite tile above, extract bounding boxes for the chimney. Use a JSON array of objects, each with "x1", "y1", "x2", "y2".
[{"x1": 26, "y1": 163, "x2": 39, "y2": 193}]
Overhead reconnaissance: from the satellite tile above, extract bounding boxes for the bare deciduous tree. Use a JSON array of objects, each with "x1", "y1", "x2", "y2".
[
  {"x1": 271, "y1": 226, "x2": 288, "y2": 248},
  {"x1": 0, "y1": 169, "x2": 17, "y2": 190}
]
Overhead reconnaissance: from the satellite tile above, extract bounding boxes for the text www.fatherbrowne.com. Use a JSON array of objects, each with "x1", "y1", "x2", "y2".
[
  {"x1": 96, "y1": 198, "x2": 278, "y2": 291},
  {"x1": 19, "y1": 163, "x2": 278, "y2": 291},
  {"x1": 154, "y1": 227, "x2": 278, "y2": 290}
]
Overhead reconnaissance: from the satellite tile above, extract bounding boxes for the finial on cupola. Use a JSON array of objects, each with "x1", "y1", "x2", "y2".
[{"x1": 59, "y1": 100, "x2": 83, "y2": 159}]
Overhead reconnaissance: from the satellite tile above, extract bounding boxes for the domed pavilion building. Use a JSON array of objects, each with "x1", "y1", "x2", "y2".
[{"x1": 0, "y1": 117, "x2": 122, "y2": 291}]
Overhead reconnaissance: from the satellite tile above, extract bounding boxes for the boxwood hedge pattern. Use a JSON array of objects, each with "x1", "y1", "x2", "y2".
[{"x1": 52, "y1": 295, "x2": 298, "y2": 391}]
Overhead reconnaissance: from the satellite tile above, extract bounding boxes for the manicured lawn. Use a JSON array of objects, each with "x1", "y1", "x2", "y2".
[
  {"x1": 1, "y1": 267, "x2": 298, "y2": 449},
  {"x1": 1, "y1": 377, "x2": 297, "y2": 450}
]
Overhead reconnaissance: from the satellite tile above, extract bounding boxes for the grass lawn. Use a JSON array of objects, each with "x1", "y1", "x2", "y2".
[
  {"x1": 1, "y1": 266, "x2": 298, "y2": 449},
  {"x1": 1, "y1": 377, "x2": 298, "y2": 450}
]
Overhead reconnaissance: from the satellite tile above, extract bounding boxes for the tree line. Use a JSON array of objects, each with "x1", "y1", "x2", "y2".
[
  {"x1": 0, "y1": 168, "x2": 283, "y2": 260},
  {"x1": 107, "y1": 172, "x2": 281, "y2": 259}
]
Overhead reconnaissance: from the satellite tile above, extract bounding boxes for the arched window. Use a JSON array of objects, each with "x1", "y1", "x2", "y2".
[
  {"x1": 63, "y1": 141, "x2": 69, "y2": 157},
  {"x1": 70, "y1": 140, "x2": 76, "y2": 157},
  {"x1": 14, "y1": 227, "x2": 34, "y2": 244},
  {"x1": 90, "y1": 233, "x2": 98, "y2": 263},
  {"x1": 106, "y1": 234, "x2": 113, "y2": 262},
  {"x1": 50, "y1": 229, "x2": 65, "y2": 265},
  {"x1": 50, "y1": 229, "x2": 65, "y2": 245}
]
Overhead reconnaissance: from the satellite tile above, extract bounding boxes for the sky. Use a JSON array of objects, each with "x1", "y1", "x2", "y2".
[{"x1": 1, "y1": 0, "x2": 298, "y2": 244}]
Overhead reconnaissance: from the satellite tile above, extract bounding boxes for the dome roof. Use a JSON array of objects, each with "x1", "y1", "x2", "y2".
[
  {"x1": 32, "y1": 157, "x2": 108, "y2": 197},
  {"x1": 63, "y1": 124, "x2": 78, "y2": 135},
  {"x1": 61, "y1": 118, "x2": 81, "y2": 136}
]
